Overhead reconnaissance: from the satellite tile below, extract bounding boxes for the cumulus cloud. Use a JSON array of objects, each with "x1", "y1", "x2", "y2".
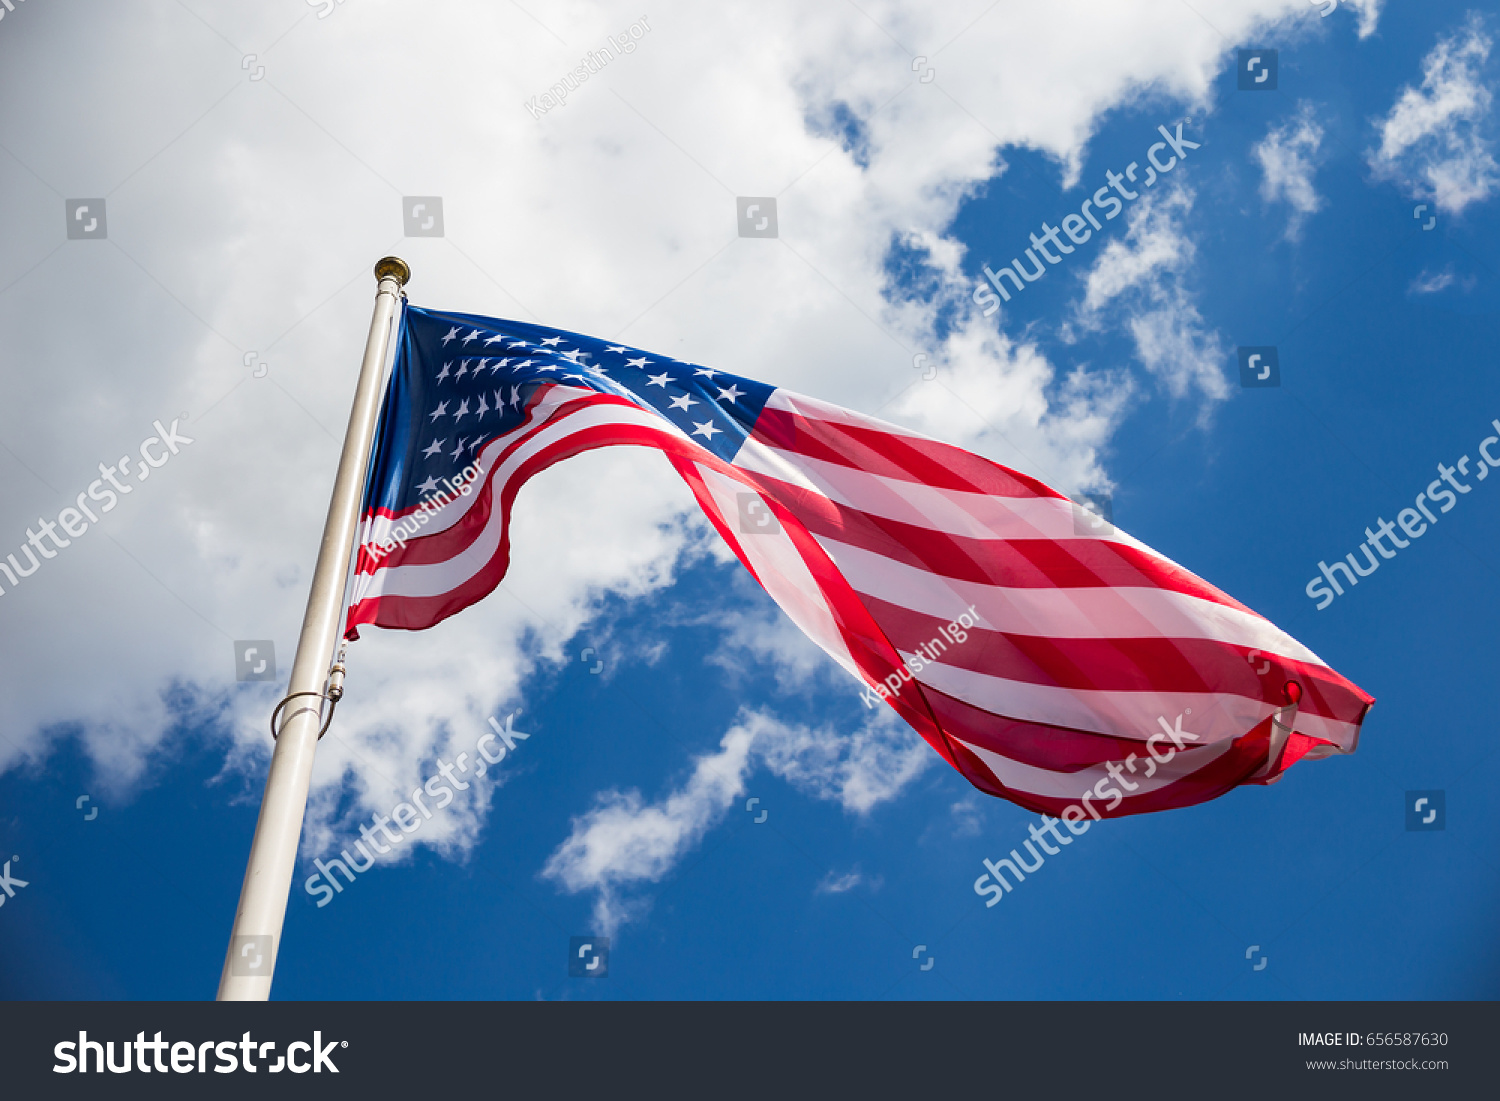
[
  {"x1": 753, "y1": 709, "x2": 931, "y2": 815},
  {"x1": 1368, "y1": 13, "x2": 1499, "y2": 213},
  {"x1": 541, "y1": 706, "x2": 927, "y2": 929},
  {"x1": 540, "y1": 719, "x2": 756, "y2": 933},
  {"x1": 1073, "y1": 187, "x2": 1230, "y2": 413},
  {"x1": 1255, "y1": 102, "x2": 1326, "y2": 238}
]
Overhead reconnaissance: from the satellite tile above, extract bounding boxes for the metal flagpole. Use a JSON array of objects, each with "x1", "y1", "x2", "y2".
[{"x1": 216, "y1": 256, "x2": 410, "y2": 1001}]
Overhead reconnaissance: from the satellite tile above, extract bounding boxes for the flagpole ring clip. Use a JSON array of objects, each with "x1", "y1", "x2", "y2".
[{"x1": 270, "y1": 690, "x2": 338, "y2": 742}]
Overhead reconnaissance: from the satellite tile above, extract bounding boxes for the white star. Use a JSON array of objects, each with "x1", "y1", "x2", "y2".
[
  {"x1": 536, "y1": 364, "x2": 561, "y2": 373},
  {"x1": 507, "y1": 340, "x2": 529, "y2": 349},
  {"x1": 508, "y1": 385, "x2": 521, "y2": 408},
  {"x1": 428, "y1": 401, "x2": 449, "y2": 421},
  {"x1": 422, "y1": 438, "x2": 444, "y2": 458},
  {"x1": 514, "y1": 359, "x2": 536, "y2": 369},
  {"x1": 475, "y1": 395, "x2": 490, "y2": 418},
  {"x1": 716, "y1": 384, "x2": 745, "y2": 403},
  {"x1": 454, "y1": 361, "x2": 469, "y2": 382},
  {"x1": 451, "y1": 438, "x2": 469, "y2": 460},
  {"x1": 646, "y1": 372, "x2": 672, "y2": 387},
  {"x1": 435, "y1": 362, "x2": 451, "y2": 383},
  {"x1": 540, "y1": 336, "x2": 564, "y2": 347},
  {"x1": 442, "y1": 327, "x2": 460, "y2": 345},
  {"x1": 690, "y1": 420, "x2": 722, "y2": 440},
  {"x1": 564, "y1": 374, "x2": 587, "y2": 384},
  {"x1": 484, "y1": 333, "x2": 508, "y2": 345},
  {"x1": 463, "y1": 329, "x2": 482, "y2": 345},
  {"x1": 453, "y1": 398, "x2": 472, "y2": 422},
  {"x1": 561, "y1": 349, "x2": 586, "y2": 363},
  {"x1": 605, "y1": 345, "x2": 626, "y2": 354},
  {"x1": 417, "y1": 476, "x2": 441, "y2": 494},
  {"x1": 669, "y1": 393, "x2": 698, "y2": 411},
  {"x1": 494, "y1": 389, "x2": 507, "y2": 411},
  {"x1": 626, "y1": 357, "x2": 652, "y2": 368},
  {"x1": 693, "y1": 367, "x2": 719, "y2": 378}
]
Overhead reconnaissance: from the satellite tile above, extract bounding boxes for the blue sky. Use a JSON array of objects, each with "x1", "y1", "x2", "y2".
[{"x1": 1, "y1": 0, "x2": 1498, "y2": 1001}]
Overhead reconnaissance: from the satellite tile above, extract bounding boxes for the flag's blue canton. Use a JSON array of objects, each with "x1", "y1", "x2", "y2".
[{"x1": 364, "y1": 305, "x2": 776, "y2": 516}]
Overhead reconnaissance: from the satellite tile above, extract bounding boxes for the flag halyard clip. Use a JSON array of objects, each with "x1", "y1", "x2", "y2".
[{"x1": 269, "y1": 642, "x2": 348, "y2": 742}]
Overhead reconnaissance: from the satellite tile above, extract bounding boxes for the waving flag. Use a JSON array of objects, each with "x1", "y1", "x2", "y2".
[{"x1": 348, "y1": 303, "x2": 1372, "y2": 818}]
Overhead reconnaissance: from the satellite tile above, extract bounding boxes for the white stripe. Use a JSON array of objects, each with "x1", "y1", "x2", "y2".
[
  {"x1": 692, "y1": 464, "x2": 865, "y2": 683},
  {"x1": 739, "y1": 438, "x2": 1164, "y2": 556},
  {"x1": 906, "y1": 650, "x2": 1271, "y2": 745},
  {"x1": 822, "y1": 536, "x2": 1323, "y2": 664},
  {"x1": 764, "y1": 389, "x2": 939, "y2": 442},
  {"x1": 953, "y1": 733, "x2": 1236, "y2": 803},
  {"x1": 911, "y1": 652, "x2": 1360, "y2": 750}
]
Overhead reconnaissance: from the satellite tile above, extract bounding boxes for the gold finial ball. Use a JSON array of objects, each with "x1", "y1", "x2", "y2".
[{"x1": 374, "y1": 256, "x2": 411, "y2": 286}]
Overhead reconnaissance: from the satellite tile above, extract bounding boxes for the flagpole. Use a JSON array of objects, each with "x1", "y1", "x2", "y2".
[{"x1": 216, "y1": 256, "x2": 410, "y2": 1001}]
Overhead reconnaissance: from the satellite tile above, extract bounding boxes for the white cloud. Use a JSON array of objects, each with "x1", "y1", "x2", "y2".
[
  {"x1": 1255, "y1": 102, "x2": 1326, "y2": 238},
  {"x1": 1407, "y1": 265, "x2": 1474, "y2": 295},
  {"x1": 1410, "y1": 267, "x2": 1455, "y2": 295},
  {"x1": 1368, "y1": 13, "x2": 1499, "y2": 213},
  {"x1": 540, "y1": 719, "x2": 756, "y2": 933},
  {"x1": 0, "y1": 0, "x2": 1323, "y2": 881},
  {"x1": 1343, "y1": 0, "x2": 1384, "y2": 39},
  {"x1": 815, "y1": 866, "x2": 878, "y2": 894},
  {"x1": 754, "y1": 707, "x2": 930, "y2": 815},
  {"x1": 541, "y1": 705, "x2": 927, "y2": 928},
  {"x1": 1074, "y1": 187, "x2": 1230, "y2": 412},
  {"x1": 949, "y1": 797, "x2": 983, "y2": 839},
  {"x1": 708, "y1": 599, "x2": 840, "y2": 695}
]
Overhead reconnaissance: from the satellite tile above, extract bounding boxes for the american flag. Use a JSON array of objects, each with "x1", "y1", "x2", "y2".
[{"x1": 347, "y1": 304, "x2": 1373, "y2": 818}]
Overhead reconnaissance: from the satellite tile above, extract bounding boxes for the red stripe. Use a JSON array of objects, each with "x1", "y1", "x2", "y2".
[
  {"x1": 757, "y1": 472, "x2": 1255, "y2": 612},
  {"x1": 751, "y1": 408, "x2": 1064, "y2": 499},
  {"x1": 956, "y1": 710, "x2": 1289, "y2": 819},
  {"x1": 852, "y1": 594, "x2": 1370, "y2": 722},
  {"x1": 922, "y1": 682, "x2": 1159, "y2": 773}
]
